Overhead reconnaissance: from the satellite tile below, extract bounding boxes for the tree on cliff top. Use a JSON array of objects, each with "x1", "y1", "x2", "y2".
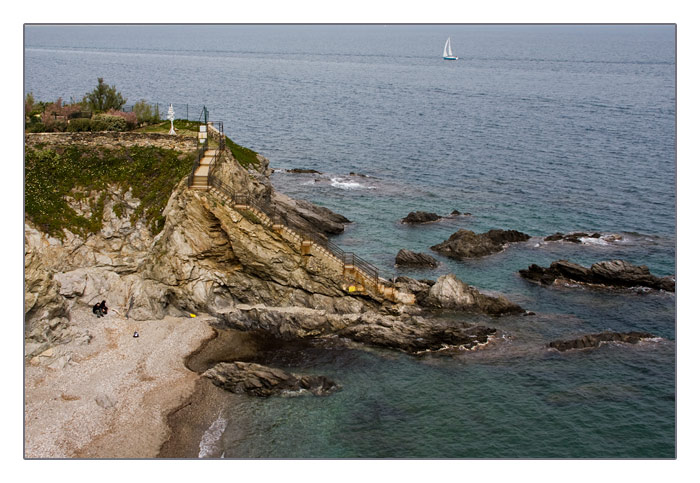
[{"x1": 83, "y1": 78, "x2": 126, "y2": 113}]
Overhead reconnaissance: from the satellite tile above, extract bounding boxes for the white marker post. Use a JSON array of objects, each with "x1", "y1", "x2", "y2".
[{"x1": 167, "y1": 103, "x2": 176, "y2": 135}]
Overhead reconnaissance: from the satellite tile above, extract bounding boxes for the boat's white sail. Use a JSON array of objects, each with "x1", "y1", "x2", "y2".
[
  {"x1": 443, "y1": 37, "x2": 452, "y2": 57},
  {"x1": 443, "y1": 37, "x2": 457, "y2": 60}
]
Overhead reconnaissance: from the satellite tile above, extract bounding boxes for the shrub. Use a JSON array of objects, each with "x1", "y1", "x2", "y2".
[
  {"x1": 103, "y1": 109, "x2": 138, "y2": 130},
  {"x1": 132, "y1": 100, "x2": 159, "y2": 124},
  {"x1": 25, "y1": 122, "x2": 46, "y2": 133},
  {"x1": 67, "y1": 119, "x2": 93, "y2": 132},
  {"x1": 92, "y1": 114, "x2": 128, "y2": 132}
]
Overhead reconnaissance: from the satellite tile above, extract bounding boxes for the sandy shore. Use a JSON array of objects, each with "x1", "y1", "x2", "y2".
[{"x1": 24, "y1": 306, "x2": 216, "y2": 458}]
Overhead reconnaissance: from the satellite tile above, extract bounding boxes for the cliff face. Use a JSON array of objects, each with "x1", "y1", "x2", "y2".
[{"x1": 24, "y1": 136, "x2": 366, "y2": 358}]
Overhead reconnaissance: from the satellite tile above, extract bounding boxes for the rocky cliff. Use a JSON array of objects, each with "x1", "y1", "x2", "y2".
[{"x1": 23, "y1": 133, "x2": 368, "y2": 358}]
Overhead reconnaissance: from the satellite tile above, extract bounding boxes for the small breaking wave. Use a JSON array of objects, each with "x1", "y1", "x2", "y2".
[
  {"x1": 330, "y1": 177, "x2": 375, "y2": 190},
  {"x1": 198, "y1": 411, "x2": 227, "y2": 458}
]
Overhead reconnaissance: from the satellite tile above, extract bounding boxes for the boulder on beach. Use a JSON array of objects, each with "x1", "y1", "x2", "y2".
[
  {"x1": 430, "y1": 229, "x2": 530, "y2": 259},
  {"x1": 548, "y1": 331, "x2": 658, "y2": 352},
  {"x1": 204, "y1": 361, "x2": 340, "y2": 397},
  {"x1": 519, "y1": 259, "x2": 675, "y2": 292},
  {"x1": 395, "y1": 249, "x2": 439, "y2": 268},
  {"x1": 401, "y1": 211, "x2": 441, "y2": 224}
]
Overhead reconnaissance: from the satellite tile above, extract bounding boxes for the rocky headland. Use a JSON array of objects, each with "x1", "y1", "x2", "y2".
[
  {"x1": 25, "y1": 131, "x2": 528, "y2": 457},
  {"x1": 430, "y1": 229, "x2": 531, "y2": 259},
  {"x1": 519, "y1": 259, "x2": 675, "y2": 292}
]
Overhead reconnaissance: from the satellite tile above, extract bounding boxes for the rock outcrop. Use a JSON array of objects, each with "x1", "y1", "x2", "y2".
[
  {"x1": 401, "y1": 211, "x2": 441, "y2": 224},
  {"x1": 215, "y1": 304, "x2": 499, "y2": 354},
  {"x1": 395, "y1": 249, "x2": 439, "y2": 268},
  {"x1": 204, "y1": 361, "x2": 340, "y2": 397},
  {"x1": 271, "y1": 191, "x2": 350, "y2": 236},
  {"x1": 421, "y1": 274, "x2": 525, "y2": 315},
  {"x1": 548, "y1": 331, "x2": 658, "y2": 351},
  {"x1": 24, "y1": 134, "x2": 368, "y2": 359},
  {"x1": 544, "y1": 232, "x2": 623, "y2": 244},
  {"x1": 519, "y1": 260, "x2": 675, "y2": 292},
  {"x1": 430, "y1": 229, "x2": 530, "y2": 259}
]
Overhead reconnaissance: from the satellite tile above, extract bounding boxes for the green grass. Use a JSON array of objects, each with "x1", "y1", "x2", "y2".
[
  {"x1": 133, "y1": 119, "x2": 201, "y2": 135},
  {"x1": 25, "y1": 144, "x2": 195, "y2": 238},
  {"x1": 225, "y1": 136, "x2": 260, "y2": 170}
]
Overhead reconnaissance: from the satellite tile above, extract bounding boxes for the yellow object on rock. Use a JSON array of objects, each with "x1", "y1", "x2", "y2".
[{"x1": 189, "y1": 313, "x2": 196, "y2": 318}]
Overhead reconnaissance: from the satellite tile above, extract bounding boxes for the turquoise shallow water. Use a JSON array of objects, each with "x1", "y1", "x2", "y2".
[{"x1": 24, "y1": 24, "x2": 676, "y2": 458}]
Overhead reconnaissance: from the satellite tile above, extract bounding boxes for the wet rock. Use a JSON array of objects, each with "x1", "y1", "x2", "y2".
[
  {"x1": 422, "y1": 274, "x2": 525, "y2": 316},
  {"x1": 548, "y1": 331, "x2": 658, "y2": 351},
  {"x1": 338, "y1": 315, "x2": 497, "y2": 354},
  {"x1": 519, "y1": 259, "x2": 675, "y2": 292},
  {"x1": 287, "y1": 168, "x2": 323, "y2": 174},
  {"x1": 401, "y1": 211, "x2": 441, "y2": 224},
  {"x1": 395, "y1": 249, "x2": 439, "y2": 268},
  {"x1": 430, "y1": 229, "x2": 530, "y2": 259},
  {"x1": 204, "y1": 361, "x2": 340, "y2": 397},
  {"x1": 544, "y1": 232, "x2": 619, "y2": 243},
  {"x1": 216, "y1": 304, "x2": 499, "y2": 354}
]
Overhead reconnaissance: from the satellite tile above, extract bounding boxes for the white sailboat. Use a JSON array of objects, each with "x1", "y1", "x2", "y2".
[{"x1": 443, "y1": 37, "x2": 458, "y2": 60}]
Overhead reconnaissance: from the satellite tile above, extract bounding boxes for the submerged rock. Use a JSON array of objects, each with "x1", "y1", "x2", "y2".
[
  {"x1": 430, "y1": 229, "x2": 530, "y2": 259},
  {"x1": 401, "y1": 211, "x2": 441, "y2": 224},
  {"x1": 519, "y1": 259, "x2": 675, "y2": 292},
  {"x1": 395, "y1": 249, "x2": 439, "y2": 268},
  {"x1": 287, "y1": 168, "x2": 323, "y2": 174},
  {"x1": 204, "y1": 361, "x2": 340, "y2": 397},
  {"x1": 548, "y1": 331, "x2": 658, "y2": 352}
]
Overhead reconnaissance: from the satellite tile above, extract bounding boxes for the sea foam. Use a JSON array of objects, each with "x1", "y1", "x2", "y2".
[{"x1": 198, "y1": 411, "x2": 227, "y2": 458}]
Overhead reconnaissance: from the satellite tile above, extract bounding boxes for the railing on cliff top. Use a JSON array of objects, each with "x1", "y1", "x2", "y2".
[
  {"x1": 187, "y1": 120, "x2": 225, "y2": 188},
  {"x1": 208, "y1": 174, "x2": 381, "y2": 290}
]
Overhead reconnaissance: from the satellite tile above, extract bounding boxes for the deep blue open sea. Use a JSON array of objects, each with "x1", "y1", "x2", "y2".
[{"x1": 24, "y1": 25, "x2": 676, "y2": 458}]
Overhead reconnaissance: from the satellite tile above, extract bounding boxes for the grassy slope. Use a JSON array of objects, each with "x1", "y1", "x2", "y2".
[
  {"x1": 25, "y1": 120, "x2": 262, "y2": 238},
  {"x1": 25, "y1": 144, "x2": 194, "y2": 238}
]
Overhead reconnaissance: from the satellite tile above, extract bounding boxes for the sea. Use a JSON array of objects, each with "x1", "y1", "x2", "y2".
[{"x1": 24, "y1": 24, "x2": 676, "y2": 458}]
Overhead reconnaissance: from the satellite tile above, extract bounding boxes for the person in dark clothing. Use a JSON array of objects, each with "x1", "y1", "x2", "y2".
[
  {"x1": 99, "y1": 300, "x2": 108, "y2": 316},
  {"x1": 92, "y1": 302, "x2": 103, "y2": 318}
]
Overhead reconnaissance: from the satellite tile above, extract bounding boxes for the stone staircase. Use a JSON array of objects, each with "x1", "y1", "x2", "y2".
[
  {"x1": 189, "y1": 149, "x2": 219, "y2": 190},
  {"x1": 189, "y1": 154, "x2": 414, "y2": 305}
]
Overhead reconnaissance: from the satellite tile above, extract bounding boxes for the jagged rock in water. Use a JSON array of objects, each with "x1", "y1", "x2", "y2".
[
  {"x1": 548, "y1": 331, "x2": 658, "y2": 352},
  {"x1": 519, "y1": 259, "x2": 675, "y2": 292},
  {"x1": 544, "y1": 232, "x2": 622, "y2": 243},
  {"x1": 430, "y1": 229, "x2": 530, "y2": 259},
  {"x1": 337, "y1": 314, "x2": 497, "y2": 354},
  {"x1": 204, "y1": 361, "x2": 340, "y2": 397},
  {"x1": 215, "y1": 304, "x2": 499, "y2": 354},
  {"x1": 395, "y1": 249, "x2": 439, "y2": 268},
  {"x1": 422, "y1": 274, "x2": 525, "y2": 316},
  {"x1": 401, "y1": 211, "x2": 441, "y2": 224},
  {"x1": 271, "y1": 191, "x2": 350, "y2": 236},
  {"x1": 287, "y1": 168, "x2": 323, "y2": 174}
]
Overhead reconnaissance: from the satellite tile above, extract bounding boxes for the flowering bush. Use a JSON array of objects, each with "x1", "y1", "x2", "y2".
[{"x1": 103, "y1": 109, "x2": 138, "y2": 130}]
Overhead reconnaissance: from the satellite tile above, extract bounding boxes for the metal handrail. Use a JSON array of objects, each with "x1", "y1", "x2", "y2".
[{"x1": 208, "y1": 173, "x2": 382, "y2": 291}]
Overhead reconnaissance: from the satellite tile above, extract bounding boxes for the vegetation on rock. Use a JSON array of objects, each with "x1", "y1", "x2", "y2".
[{"x1": 25, "y1": 144, "x2": 194, "y2": 238}]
